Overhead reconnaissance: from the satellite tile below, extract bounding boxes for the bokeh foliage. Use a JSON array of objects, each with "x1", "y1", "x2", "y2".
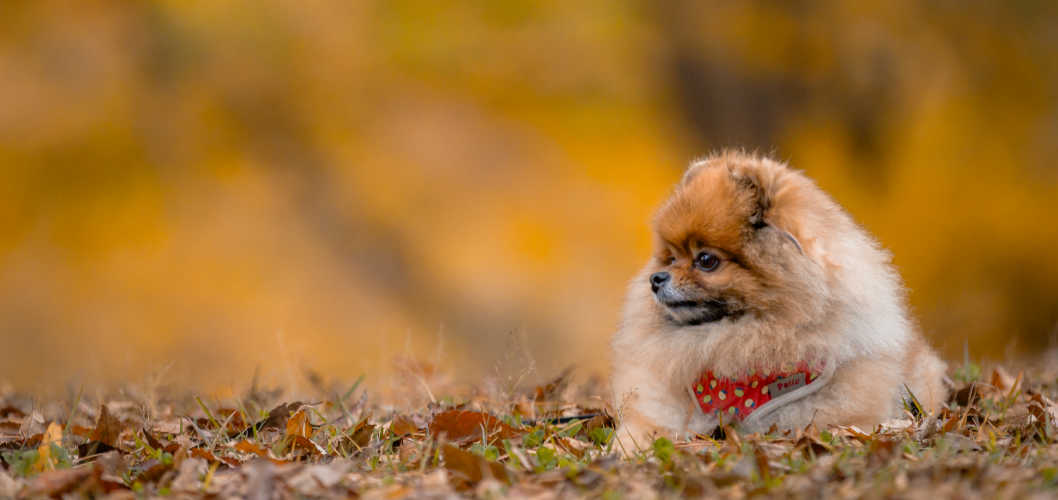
[{"x1": 1, "y1": 0, "x2": 1057, "y2": 390}]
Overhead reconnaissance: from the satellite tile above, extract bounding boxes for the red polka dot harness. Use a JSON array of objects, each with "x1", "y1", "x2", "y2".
[{"x1": 692, "y1": 360, "x2": 828, "y2": 422}]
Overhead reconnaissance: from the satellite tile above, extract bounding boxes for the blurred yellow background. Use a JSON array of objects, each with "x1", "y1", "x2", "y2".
[{"x1": 2, "y1": 1, "x2": 1057, "y2": 392}]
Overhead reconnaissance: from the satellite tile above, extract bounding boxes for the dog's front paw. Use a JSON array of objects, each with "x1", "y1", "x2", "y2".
[
  {"x1": 613, "y1": 424, "x2": 653, "y2": 457},
  {"x1": 613, "y1": 413, "x2": 675, "y2": 457}
]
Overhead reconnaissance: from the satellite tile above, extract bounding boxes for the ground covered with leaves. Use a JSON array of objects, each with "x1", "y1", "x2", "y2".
[{"x1": 2, "y1": 363, "x2": 1058, "y2": 499}]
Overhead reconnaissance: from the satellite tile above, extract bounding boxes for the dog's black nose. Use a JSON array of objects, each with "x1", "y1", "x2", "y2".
[{"x1": 649, "y1": 272, "x2": 671, "y2": 292}]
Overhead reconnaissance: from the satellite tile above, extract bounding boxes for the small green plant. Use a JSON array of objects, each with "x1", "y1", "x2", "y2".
[
  {"x1": 652, "y1": 437, "x2": 675, "y2": 464},
  {"x1": 1041, "y1": 467, "x2": 1058, "y2": 486},
  {"x1": 954, "y1": 362, "x2": 981, "y2": 384},
  {"x1": 469, "y1": 442, "x2": 500, "y2": 461},
  {"x1": 522, "y1": 428, "x2": 545, "y2": 448},
  {"x1": 50, "y1": 443, "x2": 73, "y2": 469},
  {"x1": 1, "y1": 444, "x2": 72, "y2": 478},
  {"x1": 2, "y1": 449, "x2": 40, "y2": 477},
  {"x1": 534, "y1": 446, "x2": 557, "y2": 471},
  {"x1": 588, "y1": 427, "x2": 613, "y2": 447},
  {"x1": 557, "y1": 420, "x2": 582, "y2": 437}
]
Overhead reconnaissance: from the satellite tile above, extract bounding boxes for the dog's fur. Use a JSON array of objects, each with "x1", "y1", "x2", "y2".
[{"x1": 611, "y1": 152, "x2": 946, "y2": 451}]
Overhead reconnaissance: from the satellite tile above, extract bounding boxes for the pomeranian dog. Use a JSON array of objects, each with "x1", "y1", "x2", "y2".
[{"x1": 611, "y1": 151, "x2": 947, "y2": 451}]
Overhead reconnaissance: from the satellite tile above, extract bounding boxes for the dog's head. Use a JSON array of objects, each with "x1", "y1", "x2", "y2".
[{"x1": 646, "y1": 153, "x2": 829, "y2": 329}]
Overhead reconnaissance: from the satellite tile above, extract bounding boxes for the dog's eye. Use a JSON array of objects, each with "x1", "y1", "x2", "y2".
[
  {"x1": 695, "y1": 252, "x2": 720, "y2": 272},
  {"x1": 662, "y1": 255, "x2": 675, "y2": 266}
]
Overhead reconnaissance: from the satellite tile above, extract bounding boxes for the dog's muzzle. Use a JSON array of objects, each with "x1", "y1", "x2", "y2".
[{"x1": 651, "y1": 276, "x2": 735, "y2": 325}]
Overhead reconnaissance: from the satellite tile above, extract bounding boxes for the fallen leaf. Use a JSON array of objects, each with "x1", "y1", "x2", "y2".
[
  {"x1": 233, "y1": 440, "x2": 289, "y2": 465},
  {"x1": 794, "y1": 427, "x2": 833, "y2": 458},
  {"x1": 951, "y1": 383, "x2": 982, "y2": 406},
  {"x1": 429, "y1": 410, "x2": 522, "y2": 444},
  {"x1": 835, "y1": 425, "x2": 872, "y2": 442},
  {"x1": 216, "y1": 409, "x2": 248, "y2": 433},
  {"x1": 753, "y1": 445, "x2": 771, "y2": 481},
  {"x1": 69, "y1": 425, "x2": 94, "y2": 440},
  {"x1": 77, "y1": 408, "x2": 123, "y2": 457},
  {"x1": 190, "y1": 448, "x2": 240, "y2": 467},
  {"x1": 134, "y1": 459, "x2": 173, "y2": 483},
  {"x1": 336, "y1": 418, "x2": 376, "y2": 455},
  {"x1": 290, "y1": 435, "x2": 327, "y2": 457},
  {"x1": 19, "y1": 466, "x2": 92, "y2": 497},
  {"x1": 991, "y1": 367, "x2": 1017, "y2": 393},
  {"x1": 867, "y1": 438, "x2": 900, "y2": 465},
  {"x1": 142, "y1": 427, "x2": 166, "y2": 450},
  {"x1": 233, "y1": 439, "x2": 268, "y2": 456},
  {"x1": 1027, "y1": 394, "x2": 1057, "y2": 439},
  {"x1": 939, "y1": 432, "x2": 981, "y2": 453},
  {"x1": 34, "y1": 422, "x2": 64, "y2": 473},
  {"x1": 553, "y1": 436, "x2": 588, "y2": 459},
  {"x1": 92, "y1": 404, "x2": 124, "y2": 448},
  {"x1": 440, "y1": 444, "x2": 512, "y2": 489},
  {"x1": 285, "y1": 409, "x2": 313, "y2": 439},
  {"x1": 149, "y1": 418, "x2": 182, "y2": 436},
  {"x1": 77, "y1": 440, "x2": 117, "y2": 459},
  {"x1": 390, "y1": 415, "x2": 420, "y2": 436},
  {"x1": 19, "y1": 411, "x2": 45, "y2": 437},
  {"x1": 532, "y1": 367, "x2": 573, "y2": 402},
  {"x1": 238, "y1": 401, "x2": 307, "y2": 436},
  {"x1": 878, "y1": 419, "x2": 913, "y2": 433}
]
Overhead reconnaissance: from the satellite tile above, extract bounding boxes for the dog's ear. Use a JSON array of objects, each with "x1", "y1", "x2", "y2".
[
  {"x1": 729, "y1": 166, "x2": 771, "y2": 230},
  {"x1": 729, "y1": 163, "x2": 805, "y2": 255}
]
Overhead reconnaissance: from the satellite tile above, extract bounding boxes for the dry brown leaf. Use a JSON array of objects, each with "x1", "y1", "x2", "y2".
[
  {"x1": 753, "y1": 445, "x2": 771, "y2": 481},
  {"x1": 234, "y1": 439, "x2": 268, "y2": 456},
  {"x1": 0, "y1": 421, "x2": 19, "y2": 435},
  {"x1": 92, "y1": 404, "x2": 124, "y2": 448},
  {"x1": 951, "y1": 383, "x2": 982, "y2": 406},
  {"x1": 69, "y1": 425, "x2": 94, "y2": 440},
  {"x1": 232, "y1": 440, "x2": 288, "y2": 465},
  {"x1": 429, "y1": 410, "x2": 522, "y2": 444},
  {"x1": 136, "y1": 459, "x2": 173, "y2": 483},
  {"x1": 0, "y1": 406, "x2": 25, "y2": 419},
  {"x1": 532, "y1": 367, "x2": 573, "y2": 402},
  {"x1": 940, "y1": 413, "x2": 963, "y2": 434},
  {"x1": 867, "y1": 438, "x2": 900, "y2": 465},
  {"x1": 142, "y1": 427, "x2": 166, "y2": 450},
  {"x1": 991, "y1": 367, "x2": 1018, "y2": 393},
  {"x1": 190, "y1": 448, "x2": 240, "y2": 467},
  {"x1": 336, "y1": 418, "x2": 376, "y2": 455},
  {"x1": 290, "y1": 435, "x2": 327, "y2": 457},
  {"x1": 149, "y1": 418, "x2": 182, "y2": 435},
  {"x1": 390, "y1": 415, "x2": 420, "y2": 436},
  {"x1": 216, "y1": 409, "x2": 248, "y2": 433},
  {"x1": 19, "y1": 411, "x2": 45, "y2": 437},
  {"x1": 77, "y1": 406, "x2": 123, "y2": 458},
  {"x1": 835, "y1": 425, "x2": 872, "y2": 442},
  {"x1": 794, "y1": 427, "x2": 833, "y2": 458},
  {"x1": 253, "y1": 401, "x2": 307, "y2": 432},
  {"x1": 20, "y1": 466, "x2": 93, "y2": 497},
  {"x1": 553, "y1": 436, "x2": 588, "y2": 459},
  {"x1": 285, "y1": 409, "x2": 313, "y2": 439},
  {"x1": 440, "y1": 444, "x2": 512, "y2": 489},
  {"x1": 1030, "y1": 393, "x2": 1058, "y2": 423}
]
